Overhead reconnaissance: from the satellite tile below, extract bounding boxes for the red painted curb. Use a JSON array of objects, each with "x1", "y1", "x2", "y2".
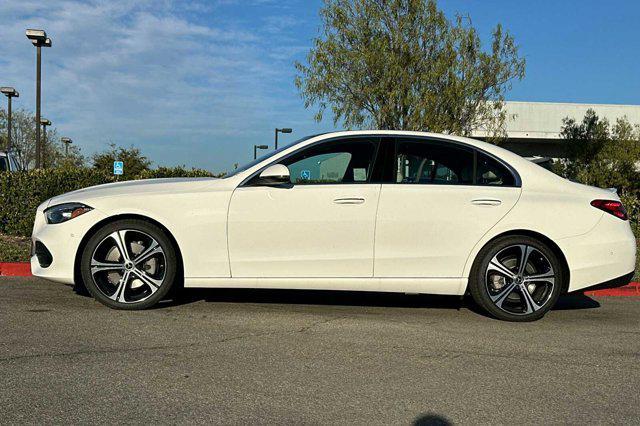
[
  {"x1": 584, "y1": 282, "x2": 640, "y2": 297},
  {"x1": 0, "y1": 262, "x2": 32, "y2": 277},
  {"x1": 0, "y1": 261, "x2": 638, "y2": 296}
]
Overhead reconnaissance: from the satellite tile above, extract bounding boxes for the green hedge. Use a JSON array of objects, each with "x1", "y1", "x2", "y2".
[{"x1": 0, "y1": 166, "x2": 220, "y2": 237}]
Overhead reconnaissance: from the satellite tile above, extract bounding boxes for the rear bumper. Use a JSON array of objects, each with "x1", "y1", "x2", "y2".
[
  {"x1": 558, "y1": 214, "x2": 636, "y2": 292},
  {"x1": 576, "y1": 271, "x2": 635, "y2": 293}
]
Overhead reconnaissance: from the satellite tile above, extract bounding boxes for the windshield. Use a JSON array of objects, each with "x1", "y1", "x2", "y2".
[
  {"x1": 0, "y1": 157, "x2": 8, "y2": 172},
  {"x1": 225, "y1": 134, "x2": 323, "y2": 178}
]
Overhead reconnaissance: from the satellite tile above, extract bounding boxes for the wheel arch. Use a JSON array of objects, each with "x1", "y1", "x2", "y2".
[
  {"x1": 466, "y1": 229, "x2": 571, "y2": 293},
  {"x1": 73, "y1": 214, "x2": 185, "y2": 290}
]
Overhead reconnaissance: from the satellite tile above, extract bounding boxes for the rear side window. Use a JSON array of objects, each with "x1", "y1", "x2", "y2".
[
  {"x1": 395, "y1": 140, "x2": 474, "y2": 185},
  {"x1": 0, "y1": 157, "x2": 8, "y2": 172},
  {"x1": 476, "y1": 153, "x2": 516, "y2": 186}
]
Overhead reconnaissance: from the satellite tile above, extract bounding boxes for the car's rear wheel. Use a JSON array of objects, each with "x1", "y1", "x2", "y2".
[
  {"x1": 80, "y1": 219, "x2": 177, "y2": 310},
  {"x1": 469, "y1": 235, "x2": 564, "y2": 322}
]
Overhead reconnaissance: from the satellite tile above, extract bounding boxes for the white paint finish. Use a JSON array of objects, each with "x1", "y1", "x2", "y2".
[
  {"x1": 228, "y1": 184, "x2": 381, "y2": 277},
  {"x1": 30, "y1": 206, "x2": 108, "y2": 285},
  {"x1": 557, "y1": 213, "x2": 637, "y2": 292},
  {"x1": 185, "y1": 276, "x2": 467, "y2": 295},
  {"x1": 43, "y1": 177, "x2": 238, "y2": 278},
  {"x1": 30, "y1": 131, "x2": 637, "y2": 297},
  {"x1": 375, "y1": 185, "x2": 521, "y2": 277}
]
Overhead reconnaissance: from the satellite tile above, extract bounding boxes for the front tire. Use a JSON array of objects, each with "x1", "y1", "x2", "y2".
[
  {"x1": 80, "y1": 219, "x2": 177, "y2": 310},
  {"x1": 469, "y1": 235, "x2": 564, "y2": 322}
]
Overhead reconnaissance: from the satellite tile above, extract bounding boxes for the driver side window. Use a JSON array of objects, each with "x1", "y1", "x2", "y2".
[{"x1": 282, "y1": 138, "x2": 378, "y2": 184}]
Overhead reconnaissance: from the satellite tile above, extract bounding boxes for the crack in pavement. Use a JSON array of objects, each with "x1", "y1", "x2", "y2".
[{"x1": 0, "y1": 315, "x2": 350, "y2": 363}]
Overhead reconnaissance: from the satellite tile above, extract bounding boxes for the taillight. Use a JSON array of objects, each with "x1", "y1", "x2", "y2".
[{"x1": 590, "y1": 199, "x2": 628, "y2": 220}]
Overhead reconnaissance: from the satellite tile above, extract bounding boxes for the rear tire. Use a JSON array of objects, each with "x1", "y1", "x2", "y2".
[
  {"x1": 469, "y1": 235, "x2": 564, "y2": 322},
  {"x1": 80, "y1": 219, "x2": 177, "y2": 310}
]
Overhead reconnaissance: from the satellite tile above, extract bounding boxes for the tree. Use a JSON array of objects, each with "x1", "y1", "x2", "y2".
[
  {"x1": 295, "y1": 0, "x2": 525, "y2": 136},
  {"x1": 555, "y1": 109, "x2": 640, "y2": 218},
  {"x1": 92, "y1": 144, "x2": 151, "y2": 178},
  {"x1": 0, "y1": 108, "x2": 84, "y2": 169}
]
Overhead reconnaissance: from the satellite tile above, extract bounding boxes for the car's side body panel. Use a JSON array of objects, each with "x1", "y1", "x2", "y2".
[
  {"x1": 228, "y1": 184, "x2": 381, "y2": 278},
  {"x1": 374, "y1": 185, "x2": 521, "y2": 278},
  {"x1": 184, "y1": 276, "x2": 467, "y2": 295}
]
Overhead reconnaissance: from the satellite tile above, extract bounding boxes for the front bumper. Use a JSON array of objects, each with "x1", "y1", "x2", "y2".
[{"x1": 31, "y1": 206, "x2": 107, "y2": 284}]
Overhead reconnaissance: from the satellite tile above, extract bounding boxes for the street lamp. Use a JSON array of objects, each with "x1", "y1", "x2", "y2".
[
  {"x1": 0, "y1": 87, "x2": 19, "y2": 151},
  {"x1": 26, "y1": 29, "x2": 52, "y2": 169},
  {"x1": 40, "y1": 118, "x2": 51, "y2": 168},
  {"x1": 254, "y1": 144, "x2": 268, "y2": 159},
  {"x1": 61, "y1": 137, "x2": 73, "y2": 156},
  {"x1": 274, "y1": 127, "x2": 292, "y2": 150}
]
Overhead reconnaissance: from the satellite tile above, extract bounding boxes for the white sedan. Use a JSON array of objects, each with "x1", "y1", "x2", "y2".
[{"x1": 31, "y1": 131, "x2": 636, "y2": 321}]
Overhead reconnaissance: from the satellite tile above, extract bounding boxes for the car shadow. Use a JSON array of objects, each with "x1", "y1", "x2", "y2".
[{"x1": 155, "y1": 286, "x2": 601, "y2": 314}]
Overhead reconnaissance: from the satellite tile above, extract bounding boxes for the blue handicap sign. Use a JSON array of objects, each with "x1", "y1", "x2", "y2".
[
  {"x1": 113, "y1": 161, "x2": 124, "y2": 175},
  {"x1": 300, "y1": 170, "x2": 311, "y2": 180}
]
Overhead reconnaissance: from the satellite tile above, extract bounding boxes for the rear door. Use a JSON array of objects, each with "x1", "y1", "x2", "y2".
[{"x1": 374, "y1": 137, "x2": 521, "y2": 278}]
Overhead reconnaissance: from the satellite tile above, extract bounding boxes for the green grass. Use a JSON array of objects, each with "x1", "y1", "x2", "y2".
[{"x1": 0, "y1": 234, "x2": 31, "y2": 263}]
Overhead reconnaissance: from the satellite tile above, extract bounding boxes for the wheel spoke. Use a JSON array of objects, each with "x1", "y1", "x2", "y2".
[
  {"x1": 91, "y1": 260, "x2": 125, "y2": 275},
  {"x1": 489, "y1": 280, "x2": 518, "y2": 304},
  {"x1": 110, "y1": 230, "x2": 131, "y2": 262},
  {"x1": 133, "y1": 240, "x2": 162, "y2": 266},
  {"x1": 132, "y1": 269, "x2": 162, "y2": 292},
  {"x1": 520, "y1": 285, "x2": 543, "y2": 314},
  {"x1": 487, "y1": 256, "x2": 516, "y2": 279},
  {"x1": 523, "y1": 272, "x2": 555, "y2": 285},
  {"x1": 108, "y1": 270, "x2": 131, "y2": 302},
  {"x1": 517, "y1": 245, "x2": 534, "y2": 277}
]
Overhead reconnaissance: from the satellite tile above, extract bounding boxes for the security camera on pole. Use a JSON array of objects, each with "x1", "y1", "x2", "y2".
[
  {"x1": 26, "y1": 29, "x2": 52, "y2": 169},
  {"x1": 0, "y1": 87, "x2": 19, "y2": 151},
  {"x1": 61, "y1": 137, "x2": 73, "y2": 156}
]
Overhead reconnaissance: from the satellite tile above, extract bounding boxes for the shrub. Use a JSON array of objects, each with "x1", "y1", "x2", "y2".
[{"x1": 0, "y1": 166, "x2": 221, "y2": 237}]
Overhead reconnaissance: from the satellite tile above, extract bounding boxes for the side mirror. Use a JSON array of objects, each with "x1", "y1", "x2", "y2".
[{"x1": 255, "y1": 164, "x2": 290, "y2": 186}]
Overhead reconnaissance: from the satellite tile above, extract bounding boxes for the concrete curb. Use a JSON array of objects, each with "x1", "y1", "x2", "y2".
[{"x1": 1, "y1": 262, "x2": 639, "y2": 296}]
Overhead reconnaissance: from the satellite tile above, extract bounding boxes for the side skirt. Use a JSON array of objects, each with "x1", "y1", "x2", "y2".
[{"x1": 184, "y1": 277, "x2": 467, "y2": 296}]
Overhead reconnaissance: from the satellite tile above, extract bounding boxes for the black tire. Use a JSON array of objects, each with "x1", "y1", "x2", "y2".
[
  {"x1": 81, "y1": 219, "x2": 177, "y2": 310},
  {"x1": 468, "y1": 235, "x2": 564, "y2": 322}
]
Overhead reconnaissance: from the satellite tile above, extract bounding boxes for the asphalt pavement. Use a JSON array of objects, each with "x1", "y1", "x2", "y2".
[{"x1": 1, "y1": 277, "x2": 639, "y2": 425}]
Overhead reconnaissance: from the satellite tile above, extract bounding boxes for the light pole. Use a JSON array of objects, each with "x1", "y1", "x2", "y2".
[
  {"x1": 0, "y1": 87, "x2": 19, "y2": 151},
  {"x1": 254, "y1": 144, "x2": 268, "y2": 159},
  {"x1": 274, "y1": 128, "x2": 292, "y2": 150},
  {"x1": 61, "y1": 137, "x2": 73, "y2": 156},
  {"x1": 26, "y1": 29, "x2": 52, "y2": 169},
  {"x1": 40, "y1": 118, "x2": 51, "y2": 168}
]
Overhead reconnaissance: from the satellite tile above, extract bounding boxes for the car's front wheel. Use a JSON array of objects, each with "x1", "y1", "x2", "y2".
[
  {"x1": 80, "y1": 219, "x2": 177, "y2": 310},
  {"x1": 469, "y1": 235, "x2": 564, "y2": 322}
]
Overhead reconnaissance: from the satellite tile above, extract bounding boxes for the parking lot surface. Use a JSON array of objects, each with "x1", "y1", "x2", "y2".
[{"x1": 1, "y1": 277, "x2": 639, "y2": 424}]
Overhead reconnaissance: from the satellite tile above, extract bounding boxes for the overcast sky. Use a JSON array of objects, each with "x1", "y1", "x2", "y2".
[{"x1": 1, "y1": 0, "x2": 639, "y2": 172}]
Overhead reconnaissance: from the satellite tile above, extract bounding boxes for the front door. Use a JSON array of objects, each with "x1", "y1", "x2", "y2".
[{"x1": 228, "y1": 137, "x2": 382, "y2": 278}]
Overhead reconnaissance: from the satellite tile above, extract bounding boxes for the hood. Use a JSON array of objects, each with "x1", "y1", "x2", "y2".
[{"x1": 47, "y1": 177, "x2": 219, "y2": 207}]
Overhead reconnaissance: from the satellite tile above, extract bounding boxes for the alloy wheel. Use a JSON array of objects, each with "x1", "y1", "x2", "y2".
[
  {"x1": 90, "y1": 229, "x2": 166, "y2": 304},
  {"x1": 484, "y1": 244, "x2": 556, "y2": 316}
]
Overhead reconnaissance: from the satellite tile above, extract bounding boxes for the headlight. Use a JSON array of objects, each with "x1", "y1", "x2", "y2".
[{"x1": 44, "y1": 203, "x2": 93, "y2": 224}]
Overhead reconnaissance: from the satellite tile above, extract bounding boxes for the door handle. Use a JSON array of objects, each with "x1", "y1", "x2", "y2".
[
  {"x1": 471, "y1": 198, "x2": 502, "y2": 206},
  {"x1": 333, "y1": 197, "x2": 365, "y2": 205}
]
